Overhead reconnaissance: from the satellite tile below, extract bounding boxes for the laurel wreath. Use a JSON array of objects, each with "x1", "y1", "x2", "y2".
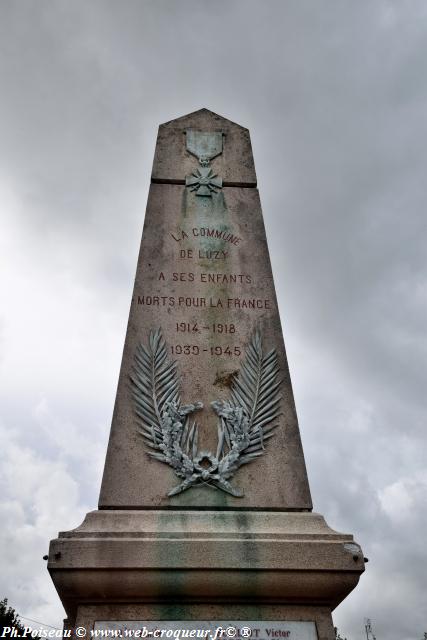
[{"x1": 130, "y1": 328, "x2": 281, "y2": 497}]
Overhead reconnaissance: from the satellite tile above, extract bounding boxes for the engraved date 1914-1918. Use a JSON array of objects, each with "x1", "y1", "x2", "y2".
[{"x1": 176, "y1": 322, "x2": 236, "y2": 334}]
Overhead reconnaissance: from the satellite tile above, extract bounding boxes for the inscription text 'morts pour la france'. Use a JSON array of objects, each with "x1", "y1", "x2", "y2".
[{"x1": 98, "y1": 109, "x2": 312, "y2": 510}]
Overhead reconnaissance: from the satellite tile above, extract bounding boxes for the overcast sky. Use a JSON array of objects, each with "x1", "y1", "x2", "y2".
[{"x1": 0, "y1": 2, "x2": 426, "y2": 639}]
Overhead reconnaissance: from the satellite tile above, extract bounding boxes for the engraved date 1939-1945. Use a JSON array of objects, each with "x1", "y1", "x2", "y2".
[
  {"x1": 176, "y1": 322, "x2": 236, "y2": 334},
  {"x1": 171, "y1": 345, "x2": 241, "y2": 357}
]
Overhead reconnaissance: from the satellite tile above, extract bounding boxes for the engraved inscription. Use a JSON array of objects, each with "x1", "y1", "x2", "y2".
[
  {"x1": 136, "y1": 221, "x2": 274, "y2": 363},
  {"x1": 171, "y1": 227, "x2": 242, "y2": 245},
  {"x1": 137, "y1": 296, "x2": 271, "y2": 310}
]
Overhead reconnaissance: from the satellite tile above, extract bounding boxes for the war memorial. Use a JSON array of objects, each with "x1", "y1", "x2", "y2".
[{"x1": 48, "y1": 109, "x2": 365, "y2": 640}]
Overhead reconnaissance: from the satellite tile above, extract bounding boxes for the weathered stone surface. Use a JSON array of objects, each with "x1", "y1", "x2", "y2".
[
  {"x1": 98, "y1": 189, "x2": 311, "y2": 507},
  {"x1": 99, "y1": 109, "x2": 312, "y2": 508},
  {"x1": 49, "y1": 509, "x2": 364, "y2": 639}
]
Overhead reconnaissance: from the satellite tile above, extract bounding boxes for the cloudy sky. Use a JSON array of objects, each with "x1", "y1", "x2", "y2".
[{"x1": 1, "y1": 1, "x2": 426, "y2": 638}]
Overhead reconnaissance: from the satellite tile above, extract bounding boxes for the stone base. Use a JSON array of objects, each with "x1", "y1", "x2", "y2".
[
  {"x1": 74, "y1": 604, "x2": 335, "y2": 640},
  {"x1": 48, "y1": 510, "x2": 365, "y2": 640}
]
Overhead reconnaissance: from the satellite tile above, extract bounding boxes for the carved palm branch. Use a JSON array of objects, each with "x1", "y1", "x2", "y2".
[
  {"x1": 212, "y1": 330, "x2": 281, "y2": 483},
  {"x1": 232, "y1": 330, "x2": 281, "y2": 453},
  {"x1": 130, "y1": 329, "x2": 177, "y2": 444},
  {"x1": 129, "y1": 329, "x2": 202, "y2": 483},
  {"x1": 131, "y1": 328, "x2": 281, "y2": 498}
]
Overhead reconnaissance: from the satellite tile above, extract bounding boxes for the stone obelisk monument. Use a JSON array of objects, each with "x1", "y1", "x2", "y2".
[{"x1": 48, "y1": 109, "x2": 365, "y2": 640}]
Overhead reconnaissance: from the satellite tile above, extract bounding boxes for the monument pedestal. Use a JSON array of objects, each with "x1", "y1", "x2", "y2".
[{"x1": 49, "y1": 510, "x2": 364, "y2": 640}]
